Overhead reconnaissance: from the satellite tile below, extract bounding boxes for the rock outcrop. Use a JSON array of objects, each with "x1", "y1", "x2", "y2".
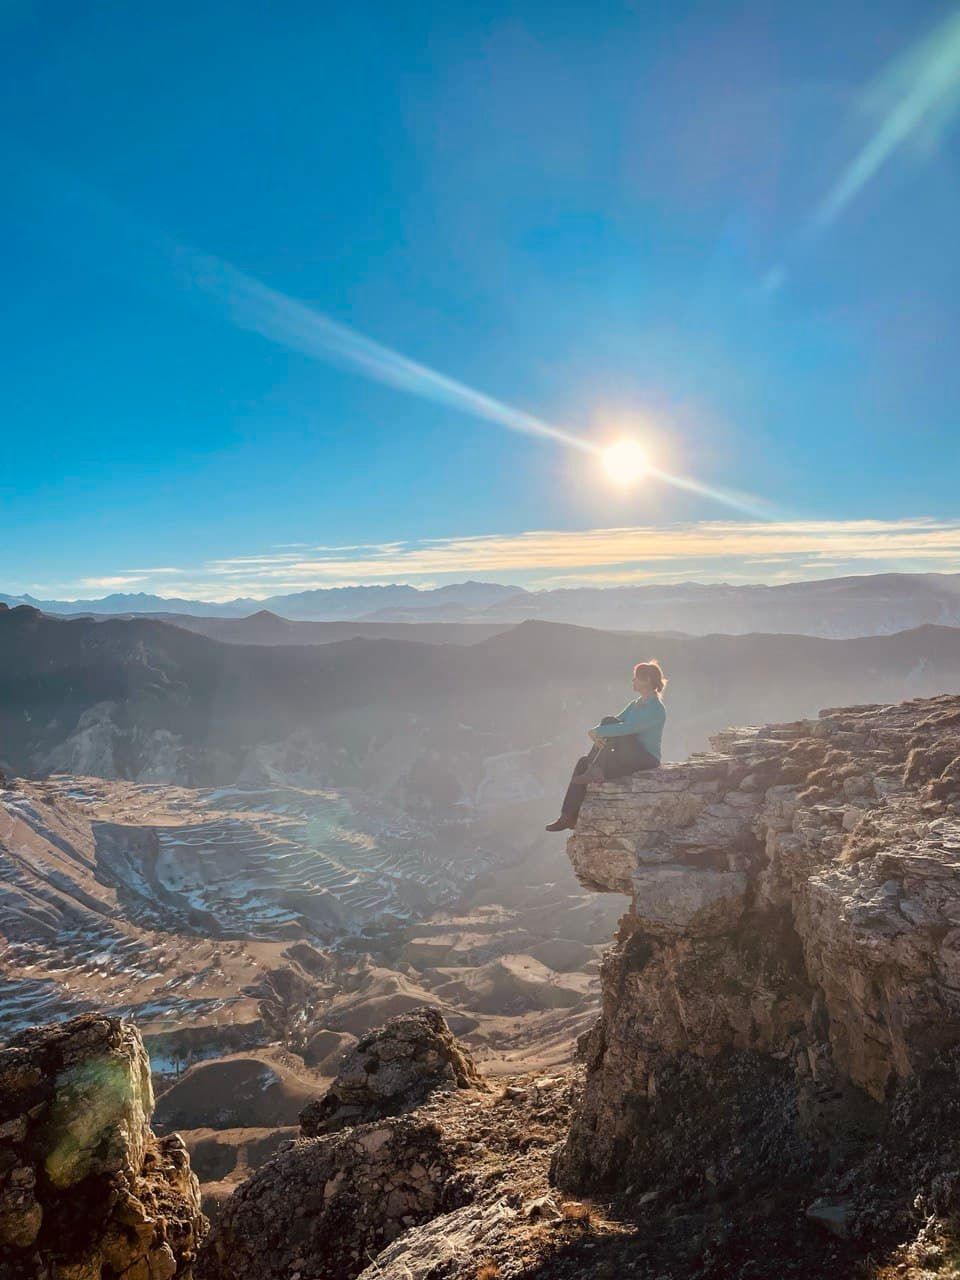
[
  {"x1": 0, "y1": 1014, "x2": 205, "y2": 1279},
  {"x1": 299, "y1": 1007, "x2": 485, "y2": 1137},
  {"x1": 197, "y1": 1115, "x2": 468, "y2": 1280},
  {"x1": 555, "y1": 695, "x2": 960, "y2": 1269},
  {"x1": 345, "y1": 1072, "x2": 579, "y2": 1280},
  {"x1": 199, "y1": 1009, "x2": 485, "y2": 1280}
]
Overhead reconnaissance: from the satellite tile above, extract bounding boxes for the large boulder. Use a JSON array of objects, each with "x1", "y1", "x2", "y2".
[
  {"x1": 199, "y1": 1010, "x2": 486, "y2": 1280},
  {"x1": 197, "y1": 1115, "x2": 468, "y2": 1280},
  {"x1": 299, "y1": 1007, "x2": 484, "y2": 1137},
  {"x1": 0, "y1": 1013, "x2": 205, "y2": 1278}
]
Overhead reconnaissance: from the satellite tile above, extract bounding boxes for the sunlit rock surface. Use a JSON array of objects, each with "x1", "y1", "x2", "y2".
[
  {"x1": 199, "y1": 1010, "x2": 482, "y2": 1280},
  {"x1": 0, "y1": 1014, "x2": 205, "y2": 1278},
  {"x1": 197, "y1": 1114, "x2": 466, "y2": 1280},
  {"x1": 299, "y1": 1006, "x2": 485, "y2": 1137},
  {"x1": 555, "y1": 695, "x2": 960, "y2": 1265}
]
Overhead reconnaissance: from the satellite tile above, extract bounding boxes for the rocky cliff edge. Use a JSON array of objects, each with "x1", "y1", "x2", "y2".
[{"x1": 556, "y1": 694, "x2": 960, "y2": 1270}]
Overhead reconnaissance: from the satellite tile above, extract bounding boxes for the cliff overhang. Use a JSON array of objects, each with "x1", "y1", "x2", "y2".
[{"x1": 555, "y1": 695, "x2": 960, "y2": 1269}]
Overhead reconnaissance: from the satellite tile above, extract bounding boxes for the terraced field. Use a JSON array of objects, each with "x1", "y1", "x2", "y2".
[
  {"x1": 0, "y1": 776, "x2": 488, "y2": 1038},
  {"x1": 55, "y1": 778, "x2": 480, "y2": 938}
]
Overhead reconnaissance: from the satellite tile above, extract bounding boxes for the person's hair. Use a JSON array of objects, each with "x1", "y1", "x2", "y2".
[{"x1": 633, "y1": 658, "x2": 667, "y2": 694}]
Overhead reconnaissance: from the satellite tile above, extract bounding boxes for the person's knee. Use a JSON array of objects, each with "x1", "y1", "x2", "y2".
[{"x1": 574, "y1": 755, "x2": 589, "y2": 773}]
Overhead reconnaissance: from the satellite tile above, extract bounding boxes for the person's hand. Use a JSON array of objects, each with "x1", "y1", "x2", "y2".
[{"x1": 588, "y1": 729, "x2": 600, "y2": 744}]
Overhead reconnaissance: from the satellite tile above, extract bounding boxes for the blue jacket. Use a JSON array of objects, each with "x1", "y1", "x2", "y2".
[{"x1": 592, "y1": 694, "x2": 665, "y2": 761}]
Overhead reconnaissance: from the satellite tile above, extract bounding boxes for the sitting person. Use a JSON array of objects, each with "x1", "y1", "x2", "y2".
[{"x1": 546, "y1": 659, "x2": 666, "y2": 832}]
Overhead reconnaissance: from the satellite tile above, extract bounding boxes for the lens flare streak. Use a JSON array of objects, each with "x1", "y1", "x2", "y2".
[
  {"x1": 187, "y1": 253, "x2": 593, "y2": 455},
  {"x1": 815, "y1": 7, "x2": 960, "y2": 230},
  {"x1": 184, "y1": 251, "x2": 775, "y2": 518},
  {"x1": 8, "y1": 158, "x2": 779, "y2": 521}
]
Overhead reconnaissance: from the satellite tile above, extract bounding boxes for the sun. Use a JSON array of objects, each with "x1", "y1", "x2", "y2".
[{"x1": 601, "y1": 438, "x2": 648, "y2": 486}]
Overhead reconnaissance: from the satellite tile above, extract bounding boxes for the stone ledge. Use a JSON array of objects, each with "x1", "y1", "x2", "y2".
[{"x1": 567, "y1": 759, "x2": 758, "y2": 895}]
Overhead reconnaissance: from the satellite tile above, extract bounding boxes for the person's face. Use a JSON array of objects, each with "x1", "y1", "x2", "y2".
[{"x1": 633, "y1": 671, "x2": 655, "y2": 696}]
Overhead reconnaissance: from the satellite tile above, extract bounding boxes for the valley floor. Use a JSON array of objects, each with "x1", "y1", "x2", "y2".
[{"x1": 0, "y1": 772, "x2": 620, "y2": 1209}]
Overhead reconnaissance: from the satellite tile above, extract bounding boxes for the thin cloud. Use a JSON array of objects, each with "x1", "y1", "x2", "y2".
[
  {"x1": 56, "y1": 517, "x2": 960, "y2": 600},
  {"x1": 117, "y1": 566, "x2": 184, "y2": 575},
  {"x1": 78, "y1": 576, "x2": 148, "y2": 590}
]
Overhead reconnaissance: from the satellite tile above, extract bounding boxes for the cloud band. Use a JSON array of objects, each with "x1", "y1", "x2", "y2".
[{"x1": 33, "y1": 517, "x2": 960, "y2": 600}]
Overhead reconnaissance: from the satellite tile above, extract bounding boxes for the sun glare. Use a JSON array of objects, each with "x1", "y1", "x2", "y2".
[{"x1": 601, "y1": 438, "x2": 648, "y2": 486}]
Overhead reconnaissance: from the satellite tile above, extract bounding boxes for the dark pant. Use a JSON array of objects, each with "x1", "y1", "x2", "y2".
[{"x1": 561, "y1": 719, "x2": 659, "y2": 820}]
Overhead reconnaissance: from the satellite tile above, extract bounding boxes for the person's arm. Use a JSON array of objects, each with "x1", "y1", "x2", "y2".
[{"x1": 592, "y1": 701, "x2": 648, "y2": 738}]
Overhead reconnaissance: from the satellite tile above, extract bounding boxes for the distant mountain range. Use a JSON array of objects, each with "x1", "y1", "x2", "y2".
[
  {"x1": 3, "y1": 603, "x2": 960, "y2": 807},
  {"x1": 0, "y1": 581, "x2": 520, "y2": 621},
  {"x1": 5, "y1": 571, "x2": 960, "y2": 638}
]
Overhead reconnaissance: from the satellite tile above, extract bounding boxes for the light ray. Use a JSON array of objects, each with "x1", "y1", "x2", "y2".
[
  {"x1": 16, "y1": 154, "x2": 777, "y2": 519},
  {"x1": 185, "y1": 252, "x2": 592, "y2": 454},
  {"x1": 182, "y1": 250, "x2": 775, "y2": 518},
  {"x1": 646, "y1": 466, "x2": 774, "y2": 517},
  {"x1": 763, "y1": 9, "x2": 960, "y2": 288},
  {"x1": 814, "y1": 7, "x2": 960, "y2": 229}
]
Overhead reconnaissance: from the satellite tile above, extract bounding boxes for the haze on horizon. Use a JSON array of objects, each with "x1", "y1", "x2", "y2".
[{"x1": 4, "y1": 1, "x2": 960, "y2": 598}]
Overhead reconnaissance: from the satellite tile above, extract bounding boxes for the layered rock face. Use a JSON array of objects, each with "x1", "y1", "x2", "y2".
[
  {"x1": 556, "y1": 695, "x2": 960, "y2": 1258},
  {"x1": 0, "y1": 1014, "x2": 205, "y2": 1279}
]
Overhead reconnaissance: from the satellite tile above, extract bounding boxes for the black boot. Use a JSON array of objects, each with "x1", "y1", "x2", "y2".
[{"x1": 545, "y1": 815, "x2": 577, "y2": 832}]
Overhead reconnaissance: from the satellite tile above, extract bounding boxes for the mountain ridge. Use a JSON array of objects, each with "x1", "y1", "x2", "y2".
[
  {"x1": 0, "y1": 580, "x2": 527, "y2": 621},
  {"x1": 5, "y1": 606, "x2": 960, "y2": 795},
  {"x1": 8, "y1": 569, "x2": 960, "y2": 637}
]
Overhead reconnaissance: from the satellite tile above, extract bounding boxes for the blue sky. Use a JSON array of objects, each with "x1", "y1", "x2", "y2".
[{"x1": 3, "y1": 0, "x2": 960, "y2": 599}]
